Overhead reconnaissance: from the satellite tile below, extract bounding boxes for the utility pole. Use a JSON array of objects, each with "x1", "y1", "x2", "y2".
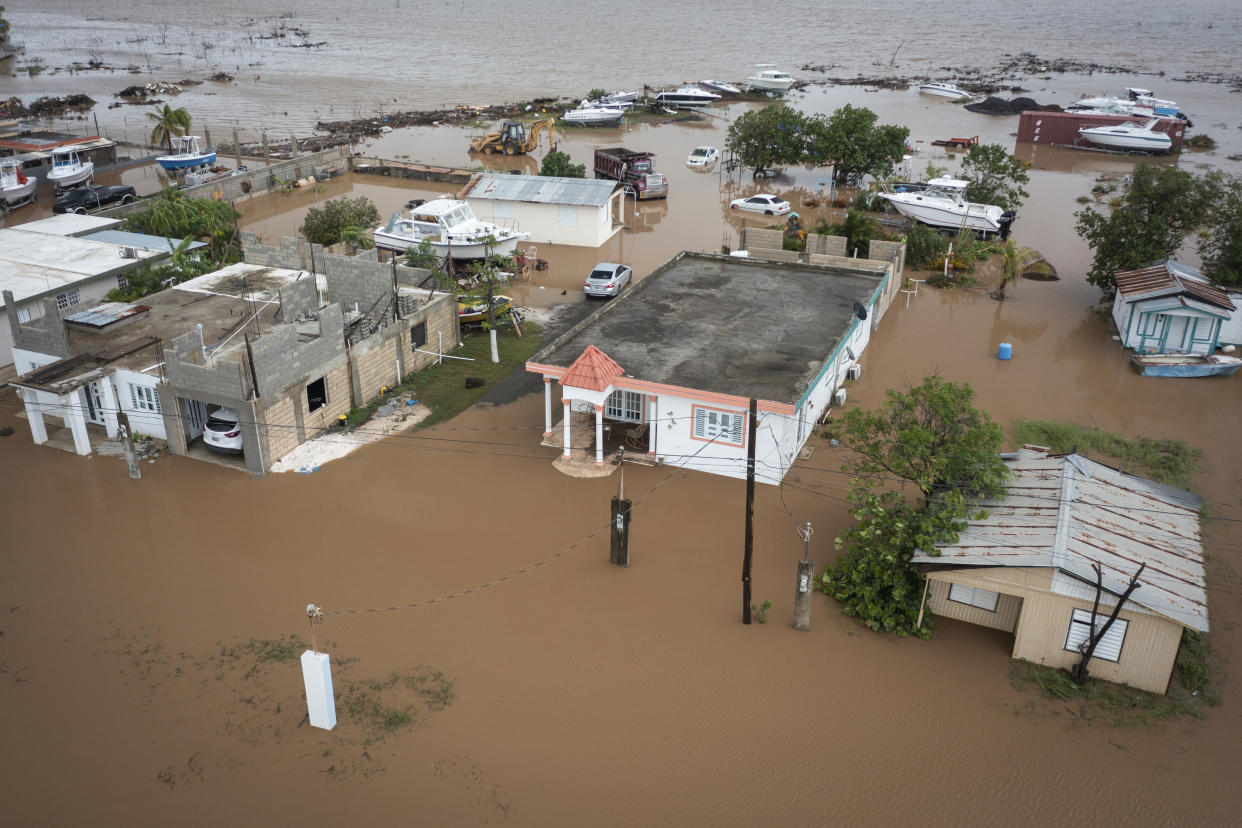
[
  {"x1": 117, "y1": 412, "x2": 141, "y2": 480},
  {"x1": 610, "y1": 447, "x2": 631, "y2": 566},
  {"x1": 1072, "y1": 561, "x2": 1146, "y2": 684},
  {"x1": 742, "y1": 398, "x2": 757, "y2": 624},
  {"x1": 793, "y1": 522, "x2": 813, "y2": 631}
]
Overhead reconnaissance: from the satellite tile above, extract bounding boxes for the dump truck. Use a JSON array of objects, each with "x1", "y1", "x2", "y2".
[
  {"x1": 593, "y1": 147, "x2": 668, "y2": 200},
  {"x1": 469, "y1": 117, "x2": 557, "y2": 155}
]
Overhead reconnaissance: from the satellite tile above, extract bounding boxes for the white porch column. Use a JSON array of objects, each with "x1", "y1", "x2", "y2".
[
  {"x1": 562, "y1": 399, "x2": 572, "y2": 458},
  {"x1": 543, "y1": 377, "x2": 554, "y2": 437},
  {"x1": 65, "y1": 392, "x2": 92, "y2": 455},
  {"x1": 99, "y1": 379, "x2": 120, "y2": 439},
  {"x1": 648, "y1": 395, "x2": 658, "y2": 456},
  {"x1": 594, "y1": 404, "x2": 604, "y2": 466},
  {"x1": 20, "y1": 390, "x2": 49, "y2": 445}
]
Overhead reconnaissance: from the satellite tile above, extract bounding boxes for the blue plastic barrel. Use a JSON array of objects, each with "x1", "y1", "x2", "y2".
[{"x1": 997, "y1": 342, "x2": 1013, "y2": 360}]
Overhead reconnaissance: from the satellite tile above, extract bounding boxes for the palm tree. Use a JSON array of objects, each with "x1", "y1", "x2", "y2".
[{"x1": 147, "y1": 104, "x2": 192, "y2": 152}]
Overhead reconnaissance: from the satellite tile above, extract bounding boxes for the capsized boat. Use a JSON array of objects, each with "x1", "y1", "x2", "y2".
[
  {"x1": 373, "y1": 197, "x2": 528, "y2": 260},
  {"x1": 46, "y1": 148, "x2": 93, "y2": 191},
  {"x1": 1077, "y1": 118, "x2": 1171, "y2": 153},
  {"x1": 156, "y1": 135, "x2": 217, "y2": 171},
  {"x1": 655, "y1": 86, "x2": 721, "y2": 108},
  {"x1": 601, "y1": 91, "x2": 637, "y2": 105},
  {"x1": 919, "y1": 82, "x2": 971, "y2": 100},
  {"x1": 1131, "y1": 353, "x2": 1242, "y2": 378},
  {"x1": 563, "y1": 101, "x2": 626, "y2": 126},
  {"x1": 745, "y1": 64, "x2": 794, "y2": 92},
  {"x1": 879, "y1": 178, "x2": 1016, "y2": 236},
  {"x1": 1, "y1": 160, "x2": 37, "y2": 210},
  {"x1": 699, "y1": 79, "x2": 741, "y2": 94}
]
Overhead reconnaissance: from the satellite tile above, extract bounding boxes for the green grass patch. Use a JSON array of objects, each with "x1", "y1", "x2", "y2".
[
  {"x1": 339, "y1": 666, "x2": 459, "y2": 743},
  {"x1": 1009, "y1": 661, "x2": 1209, "y2": 726},
  {"x1": 404, "y1": 666, "x2": 456, "y2": 711},
  {"x1": 1173, "y1": 629, "x2": 1220, "y2": 705},
  {"x1": 1010, "y1": 419, "x2": 1202, "y2": 490}
]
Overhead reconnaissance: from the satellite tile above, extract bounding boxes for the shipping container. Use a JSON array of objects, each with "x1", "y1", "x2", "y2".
[{"x1": 1016, "y1": 111, "x2": 1185, "y2": 152}]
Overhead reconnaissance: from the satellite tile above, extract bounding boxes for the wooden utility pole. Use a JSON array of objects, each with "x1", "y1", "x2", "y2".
[
  {"x1": 1072, "y1": 561, "x2": 1146, "y2": 684},
  {"x1": 742, "y1": 398, "x2": 758, "y2": 624}
]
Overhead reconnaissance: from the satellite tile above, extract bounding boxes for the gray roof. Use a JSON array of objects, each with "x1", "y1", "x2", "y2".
[
  {"x1": 81, "y1": 230, "x2": 208, "y2": 255},
  {"x1": 912, "y1": 447, "x2": 1208, "y2": 632},
  {"x1": 531, "y1": 253, "x2": 885, "y2": 406},
  {"x1": 467, "y1": 173, "x2": 617, "y2": 207}
]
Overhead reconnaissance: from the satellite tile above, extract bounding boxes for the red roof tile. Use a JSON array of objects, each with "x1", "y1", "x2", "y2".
[{"x1": 561, "y1": 345, "x2": 623, "y2": 391}]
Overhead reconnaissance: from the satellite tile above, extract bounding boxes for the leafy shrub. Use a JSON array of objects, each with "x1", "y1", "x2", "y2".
[{"x1": 300, "y1": 196, "x2": 381, "y2": 247}]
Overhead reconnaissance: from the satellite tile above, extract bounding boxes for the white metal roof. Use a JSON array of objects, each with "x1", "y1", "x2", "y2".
[
  {"x1": 0, "y1": 228, "x2": 164, "y2": 308},
  {"x1": 14, "y1": 214, "x2": 124, "y2": 237},
  {"x1": 466, "y1": 173, "x2": 618, "y2": 207},
  {"x1": 913, "y1": 446, "x2": 1208, "y2": 631}
]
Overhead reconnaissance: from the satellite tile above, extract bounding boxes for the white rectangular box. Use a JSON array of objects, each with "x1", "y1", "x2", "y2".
[{"x1": 301, "y1": 650, "x2": 337, "y2": 730}]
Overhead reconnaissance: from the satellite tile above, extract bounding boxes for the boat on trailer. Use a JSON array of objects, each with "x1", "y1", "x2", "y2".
[
  {"x1": 46, "y1": 148, "x2": 93, "y2": 191},
  {"x1": 156, "y1": 135, "x2": 217, "y2": 171},
  {"x1": 372, "y1": 197, "x2": 528, "y2": 260},
  {"x1": 563, "y1": 101, "x2": 626, "y2": 126},
  {"x1": 1, "y1": 160, "x2": 37, "y2": 211},
  {"x1": 1131, "y1": 353, "x2": 1242, "y2": 378}
]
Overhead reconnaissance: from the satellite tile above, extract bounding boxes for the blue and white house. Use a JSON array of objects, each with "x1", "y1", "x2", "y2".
[{"x1": 1111, "y1": 260, "x2": 1238, "y2": 355}]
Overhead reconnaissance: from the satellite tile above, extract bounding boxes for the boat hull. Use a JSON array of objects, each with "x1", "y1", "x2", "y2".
[
  {"x1": 563, "y1": 110, "x2": 624, "y2": 126},
  {"x1": 655, "y1": 94, "x2": 718, "y2": 108},
  {"x1": 1131, "y1": 354, "x2": 1242, "y2": 377},
  {"x1": 880, "y1": 193, "x2": 1005, "y2": 233},
  {"x1": 2, "y1": 177, "x2": 37, "y2": 204},
  {"x1": 157, "y1": 151, "x2": 218, "y2": 170},
  {"x1": 48, "y1": 163, "x2": 93, "y2": 188},
  {"x1": 919, "y1": 84, "x2": 970, "y2": 99},
  {"x1": 745, "y1": 79, "x2": 792, "y2": 92},
  {"x1": 699, "y1": 80, "x2": 741, "y2": 94},
  {"x1": 1078, "y1": 128, "x2": 1170, "y2": 153},
  {"x1": 373, "y1": 230, "x2": 524, "y2": 260}
]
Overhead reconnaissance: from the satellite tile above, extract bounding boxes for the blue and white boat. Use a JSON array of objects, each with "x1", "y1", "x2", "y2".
[
  {"x1": 156, "y1": 136, "x2": 217, "y2": 171},
  {"x1": 1131, "y1": 353, "x2": 1242, "y2": 377}
]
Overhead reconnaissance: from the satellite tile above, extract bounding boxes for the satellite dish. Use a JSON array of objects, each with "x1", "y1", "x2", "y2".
[{"x1": 853, "y1": 301, "x2": 868, "y2": 321}]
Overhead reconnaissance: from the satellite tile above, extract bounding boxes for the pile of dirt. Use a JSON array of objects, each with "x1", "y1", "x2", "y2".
[
  {"x1": 964, "y1": 96, "x2": 1053, "y2": 116},
  {"x1": 0, "y1": 96, "x2": 28, "y2": 118},
  {"x1": 27, "y1": 94, "x2": 96, "y2": 117}
]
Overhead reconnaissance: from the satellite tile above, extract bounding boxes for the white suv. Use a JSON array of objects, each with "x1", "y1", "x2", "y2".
[{"x1": 203, "y1": 407, "x2": 244, "y2": 454}]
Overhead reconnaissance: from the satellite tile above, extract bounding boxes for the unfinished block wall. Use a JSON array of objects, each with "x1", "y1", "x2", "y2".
[
  {"x1": 248, "y1": 305, "x2": 346, "y2": 398},
  {"x1": 4, "y1": 294, "x2": 71, "y2": 359}
]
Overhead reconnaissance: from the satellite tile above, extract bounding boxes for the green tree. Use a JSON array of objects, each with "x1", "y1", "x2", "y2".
[
  {"x1": 959, "y1": 143, "x2": 1030, "y2": 210},
  {"x1": 123, "y1": 188, "x2": 239, "y2": 265},
  {"x1": 146, "y1": 103, "x2": 192, "y2": 152},
  {"x1": 300, "y1": 196, "x2": 381, "y2": 247},
  {"x1": 539, "y1": 149, "x2": 585, "y2": 178},
  {"x1": 903, "y1": 221, "x2": 950, "y2": 268},
  {"x1": 806, "y1": 104, "x2": 909, "y2": 184},
  {"x1": 339, "y1": 225, "x2": 374, "y2": 253},
  {"x1": 1197, "y1": 172, "x2": 1242, "y2": 287},
  {"x1": 1075, "y1": 164, "x2": 1209, "y2": 296},
  {"x1": 106, "y1": 238, "x2": 215, "y2": 301},
  {"x1": 725, "y1": 104, "x2": 810, "y2": 175},
  {"x1": 828, "y1": 374, "x2": 1009, "y2": 499},
  {"x1": 825, "y1": 209, "x2": 882, "y2": 257}
]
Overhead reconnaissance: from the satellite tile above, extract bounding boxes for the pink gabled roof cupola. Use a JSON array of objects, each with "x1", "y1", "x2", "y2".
[{"x1": 561, "y1": 345, "x2": 624, "y2": 391}]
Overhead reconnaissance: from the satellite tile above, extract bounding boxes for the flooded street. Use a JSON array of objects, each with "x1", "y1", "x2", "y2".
[{"x1": 5, "y1": 3, "x2": 1242, "y2": 823}]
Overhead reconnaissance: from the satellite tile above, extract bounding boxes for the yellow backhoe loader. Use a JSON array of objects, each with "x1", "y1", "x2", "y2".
[{"x1": 468, "y1": 117, "x2": 557, "y2": 155}]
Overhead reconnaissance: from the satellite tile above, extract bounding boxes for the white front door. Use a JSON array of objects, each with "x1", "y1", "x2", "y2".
[
  {"x1": 185, "y1": 399, "x2": 207, "y2": 439},
  {"x1": 82, "y1": 382, "x2": 106, "y2": 425}
]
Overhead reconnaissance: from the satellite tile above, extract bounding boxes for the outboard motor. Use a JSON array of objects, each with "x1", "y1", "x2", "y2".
[{"x1": 998, "y1": 210, "x2": 1018, "y2": 240}]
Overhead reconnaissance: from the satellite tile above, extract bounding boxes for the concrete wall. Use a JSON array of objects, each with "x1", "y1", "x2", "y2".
[
  {"x1": 4, "y1": 294, "x2": 71, "y2": 364},
  {"x1": 255, "y1": 356, "x2": 352, "y2": 463},
  {"x1": 347, "y1": 293, "x2": 458, "y2": 404},
  {"x1": 248, "y1": 305, "x2": 346, "y2": 398},
  {"x1": 806, "y1": 234, "x2": 846, "y2": 257},
  {"x1": 278, "y1": 277, "x2": 319, "y2": 322}
]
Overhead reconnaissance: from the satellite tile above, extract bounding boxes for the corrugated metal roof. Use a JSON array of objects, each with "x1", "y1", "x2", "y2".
[
  {"x1": 913, "y1": 448, "x2": 1208, "y2": 631},
  {"x1": 1113, "y1": 261, "x2": 1235, "y2": 311},
  {"x1": 64, "y1": 302, "x2": 150, "y2": 328},
  {"x1": 467, "y1": 173, "x2": 618, "y2": 207}
]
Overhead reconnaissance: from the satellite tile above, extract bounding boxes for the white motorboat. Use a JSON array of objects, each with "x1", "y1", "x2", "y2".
[
  {"x1": 699, "y1": 79, "x2": 741, "y2": 94},
  {"x1": 156, "y1": 135, "x2": 217, "y2": 171},
  {"x1": 46, "y1": 148, "x2": 93, "y2": 191},
  {"x1": 1077, "y1": 118, "x2": 1172, "y2": 153},
  {"x1": 1, "y1": 160, "x2": 37, "y2": 210},
  {"x1": 879, "y1": 178, "x2": 1017, "y2": 236},
  {"x1": 563, "y1": 101, "x2": 626, "y2": 126},
  {"x1": 373, "y1": 197, "x2": 528, "y2": 260},
  {"x1": 919, "y1": 82, "x2": 971, "y2": 100},
  {"x1": 655, "y1": 86, "x2": 721, "y2": 108},
  {"x1": 1065, "y1": 100, "x2": 1157, "y2": 119},
  {"x1": 1069, "y1": 87, "x2": 1184, "y2": 119},
  {"x1": 745, "y1": 65, "x2": 794, "y2": 92}
]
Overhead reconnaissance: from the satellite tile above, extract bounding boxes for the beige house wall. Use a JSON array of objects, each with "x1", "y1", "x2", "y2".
[
  {"x1": 926, "y1": 577, "x2": 1023, "y2": 633},
  {"x1": 927, "y1": 567, "x2": 1185, "y2": 694},
  {"x1": 256, "y1": 357, "x2": 352, "y2": 465}
]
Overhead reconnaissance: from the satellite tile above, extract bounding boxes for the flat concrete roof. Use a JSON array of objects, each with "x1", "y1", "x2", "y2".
[
  {"x1": 15, "y1": 214, "x2": 124, "y2": 237},
  {"x1": 176, "y1": 262, "x2": 305, "y2": 302},
  {"x1": 534, "y1": 253, "x2": 884, "y2": 405},
  {"x1": 0, "y1": 228, "x2": 165, "y2": 307}
]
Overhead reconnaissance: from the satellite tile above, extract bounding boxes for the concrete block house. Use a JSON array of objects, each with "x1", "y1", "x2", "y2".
[
  {"x1": 912, "y1": 447, "x2": 1208, "y2": 694},
  {"x1": 525, "y1": 246, "x2": 903, "y2": 482},
  {"x1": 7, "y1": 236, "x2": 458, "y2": 474},
  {"x1": 463, "y1": 173, "x2": 622, "y2": 248}
]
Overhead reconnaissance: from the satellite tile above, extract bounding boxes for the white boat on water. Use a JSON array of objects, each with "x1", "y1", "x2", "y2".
[
  {"x1": 879, "y1": 178, "x2": 1017, "y2": 236},
  {"x1": 563, "y1": 101, "x2": 626, "y2": 126},
  {"x1": 919, "y1": 82, "x2": 971, "y2": 100},
  {"x1": 1065, "y1": 100, "x2": 1157, "y2": 119},
  {"x1": 655, "y1": 86, "x2": 721, "y2": 108},
  {"x1": 1071, "y1": 87, "x2": 1182, "y2": 119},
  {"x1": 1, "y1": 160, "x2": 37, "y2": 210},
  {"x1": 46, "y1": 148, "x2": 93, "y2": 191},
  {"x1": 372, "y1": 197, "x2": 528, "y2": 260},
  {"x1": 1078, "y1": 118, "x2": 1172, "y2": 153},
  {"x1": 745, "y1": 64, "x2": 794, "y2": 92},
  {"x1": 699, "y1": 79, "x2": 741, "y2": 94},
  {"x1": 156, "y1": 135, "x2": 217, "y2": 171}
]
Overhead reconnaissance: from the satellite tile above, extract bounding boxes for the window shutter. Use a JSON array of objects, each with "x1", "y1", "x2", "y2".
[
  {"x1": 731, "y1": 413, "x2": 744, "y2": 445},
  {"x1": 130, "y1": 384, "x2": 140, "y2": 409},
  {"x1": 694, "y1": 408, "x2": 705, "y2": 437},
  {"x1": 493, "y1": 200, "x2": 511, "y2": 220},
  {"x1": 1065, "y1": 609, "x2": 1128, "y2": 662},
  {"x1": 948, "y1": 583, "x2": 999, "y2": 612},
  {"x1": 558, "y1": 205, "x2": 577, "y2": 226}
]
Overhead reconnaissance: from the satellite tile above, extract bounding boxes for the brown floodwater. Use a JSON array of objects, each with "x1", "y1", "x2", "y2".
[{"x1": 4, "y1": 80, "x2": 1242, "y2": 825}]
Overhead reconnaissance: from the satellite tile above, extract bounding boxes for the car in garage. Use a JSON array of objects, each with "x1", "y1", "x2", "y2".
[
  {"x1": 52, "y1": 184, "x2": 137, "y2": 214},
  {"x1": 729, "y1": 193, "x2": 791, "y2": 215},
  {"x1": 584, "y1": 262, "x2": 632, "y2": 298},
  {"x1": 203, "y1": 407, "x2": 243, "y2": 454}
]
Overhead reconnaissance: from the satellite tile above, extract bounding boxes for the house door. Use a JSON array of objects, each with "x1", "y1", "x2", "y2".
[
  {"x1": 82, "y1": 382, "x2": 106, "y2": 425},
  {"x1": 185, "y1": 399, "x2": 207, "y2": 439},
  {"x1": 606, "y1": 390, "x2": 643, "y2": 423}
]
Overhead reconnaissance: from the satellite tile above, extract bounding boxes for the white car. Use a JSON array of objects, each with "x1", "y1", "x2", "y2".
[
  {"x1": 686, "y1": 145, "x2": 719, "y2": 167},
  {"x1": 203, "y1": 407, "x2": 244, "y2": 454},
  {"x1": 730, "y1": 194, "x2": 791, "y2": 215}
]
